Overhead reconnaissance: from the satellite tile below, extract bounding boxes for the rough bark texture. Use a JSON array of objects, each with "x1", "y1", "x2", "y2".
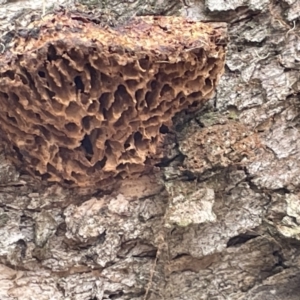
[{"x1": 0, "y1": 0, "x2": 300, "y2": 300}]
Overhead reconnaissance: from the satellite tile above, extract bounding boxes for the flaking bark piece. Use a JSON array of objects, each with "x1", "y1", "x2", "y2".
[{"x1": 0, "y1": 11, "x2": 227, "y2": 188}]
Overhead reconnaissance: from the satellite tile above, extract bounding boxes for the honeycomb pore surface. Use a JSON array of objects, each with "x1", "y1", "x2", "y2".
[{"x1": 0, "y1": 11, "x2": 227, "y2": 187}]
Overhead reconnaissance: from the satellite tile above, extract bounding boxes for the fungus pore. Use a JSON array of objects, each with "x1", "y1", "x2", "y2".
[{"x1": 0, "y1": 11, "x2": 227, "y2": 187}]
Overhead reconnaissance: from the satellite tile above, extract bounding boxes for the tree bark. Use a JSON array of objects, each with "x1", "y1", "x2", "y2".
[{"x1": 0, "y1": 0, "x2": 300, "y2": 300}]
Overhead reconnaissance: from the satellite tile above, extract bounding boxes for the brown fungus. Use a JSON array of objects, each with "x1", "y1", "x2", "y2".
[{"x1": 0, "y1": 11, "x2": 227, "y2": 188}]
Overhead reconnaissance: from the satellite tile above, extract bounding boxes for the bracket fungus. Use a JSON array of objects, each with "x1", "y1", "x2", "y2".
[{"x1": 0, "y1": 11, "x2": 227, "y2": 187}]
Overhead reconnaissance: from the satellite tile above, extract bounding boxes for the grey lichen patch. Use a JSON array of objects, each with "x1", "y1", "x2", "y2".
[
  {"x1": 286, "y1": 194, "x2": 300, "y2": 224},
  {"x1": 205, "y1": 0, "x2": 269, "y2": 12},
  {"x1": 0, "y1": 209, "x2": 9, "y2": 228},
  {"x1": 242, "y1": 20, "x2": 269, "y2": 43},
  {"x1": 0, "y1": 212, "x2": 25, "y2": 257},
  {"x1": 107, "y1": 194, "x2": 130, "y2": 216},
  {"x1": 196, "y1": 111, "x2": 228, "y2": 127},
  {"x1": 274, "y1": 194, "x2": 300, "y2": 240},
  {"x1": 34, "y1": 211, "x2": 57, "y2": 247},
  {"x1": 0, "y1": 152, "x2": 20, "y2": 184},
  {"x1": 164, "y1": 182, "x2": 216, "y2": 228},
  {"x1": 64, "y1": 198, "x2": 107, "y2": 241}
]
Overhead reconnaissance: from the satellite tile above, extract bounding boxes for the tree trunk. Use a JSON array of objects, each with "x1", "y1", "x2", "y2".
[{"x1": 0, "y1": 0, "x2": 300, "y2": 299}]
